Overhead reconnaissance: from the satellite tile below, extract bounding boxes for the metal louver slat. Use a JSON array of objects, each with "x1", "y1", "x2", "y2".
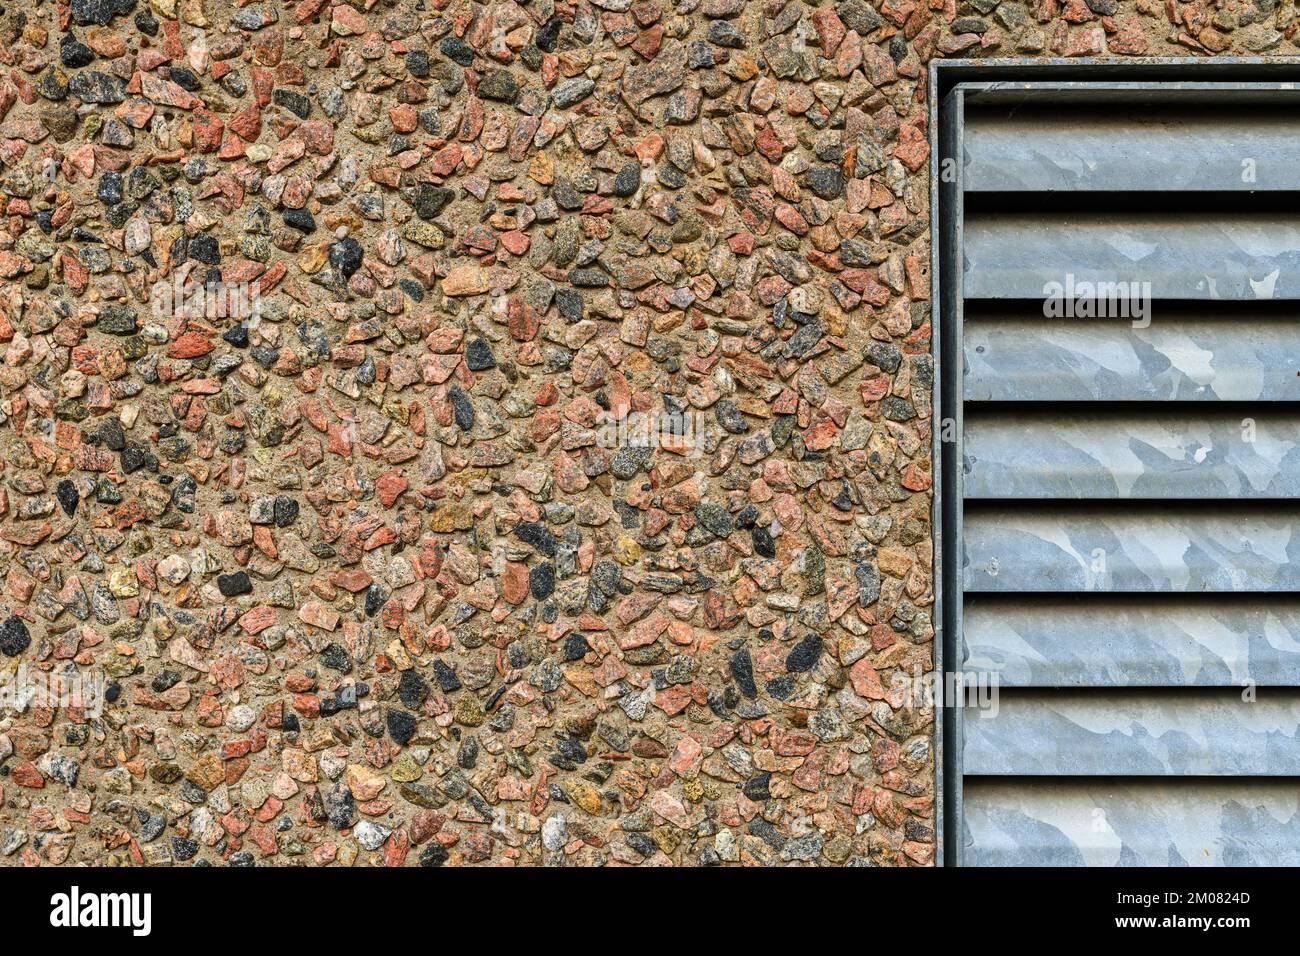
[
  {"x1": 964, "y1": 508, "x2": 1300, "y2": 592},
  {"x1": 964, "y1": 780, "x2": 1300, "y2": 867},
  {"x1": 964, "y1": 214, "x2": 1300, "y2": 300},
  {"x1": 963, "y1": 595, "x2": 1300, "y2": 688},
  {"x1": 963, "y1": 312, "x2": 1300, "y2": 402},
  {"x1": 964, "y1": 690, "x2": 1300, "y2": 776},
  {"x1": 934, "y1": 71, "x2": 1300, "y2": 867},
  {"x1": 963, "y1": 409, "x2": 1300, "y2": 499},
  {"x1": 962, "y1": 105, "x2": 1300, "y2": 192}
]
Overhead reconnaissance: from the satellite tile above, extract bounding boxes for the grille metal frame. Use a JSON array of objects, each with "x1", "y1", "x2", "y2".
[{"x1": 929, "y1": 58, "x2": 1300, "y2": 867}]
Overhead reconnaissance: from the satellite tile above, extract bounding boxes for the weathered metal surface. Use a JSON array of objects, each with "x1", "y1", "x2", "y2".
[
  {"x1": 937, "y1": 67, "x2": 1300, "y2": 867},
  {"x1": 964, "y1": 596, "x2": 1300, "y2": 687},
  {"x1": 965, "y1": 508, "x2": 1300, "y2": 592},
  {"x1": 964, "y1": 779, "x2": 1300, "y2": 866},
  {"x1": 963, "y1": 106, "x2": 1300, "y2": 192},
  {"x1": 964, "y1": 213, "x2": 1300, "y2": 300},
  {"x1": 964, "y1": 316, "x2": 1300, "y2": 402},
  {"x1": 965, "y1": 691, "x2": 1300, "y2": 775},
  {"x1": 964, "y1": 411, "x2": 1300, "y2": 498}
]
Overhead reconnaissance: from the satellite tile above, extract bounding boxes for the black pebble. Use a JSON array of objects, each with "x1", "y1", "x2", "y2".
[
  {"x1": 536, "y1": 17, "x2": 562, "y2": 52},
  {"x1": 448, "y1": 384, "x2": 474, "y2": 431},
  {"x1": 766, "y1": 676, "x2": 795, "y2": 700},
  {"x1": 512, "y1": 520, "x2": 557, "y2": 556},
  {"x1": 413, "y1": 183, "x2": 454, "y2": 220},
  {"x1": 325, "y1": 782, "x2": 355, "y2": 829},
  {"x1": 97, "y1": 170, "x2": 123, "y2": 205},
  {"x1": 188, "y1": 233, "x2": 220, "y2": 264},
  {"x1": 320, "y1": 642, "x2": 353, "y2": 674},
  {"x1": 529, "y1": 563, "x2": 556, "y2": 600},
  {"x1": 742, "y1": 772, "x2": 772, "y2": 801},
  {"x1": 419, "y1": 843, "x2": 449, "y2": 866},
  {"x1": 729, "y1": 647, "x2": 757, "y2": 699},
  {"x1": 273, "y1": 495, "x2": 298, "y2": 527},
  {"x1": 625, "y1": 833, "x2": 655, "y2": 856},
  {"x1": 71, "y1": 0, "x2": 131, "y2": 27},
  {"x1": 363, "y1": 585, "x2": 387, "y2": 617},
  {"x1": 273, "y1": 88, "x2": 311, "y2": 119},
  {"x1": 168, "y1": 66, "x2": 201, "y2": 91},
  {"x1": 0, "y1": 616, "x2": 31, "y2": 658},
  {"x1": 465, "y1": 337, "x2": 496, "y2": 371},
  {"x1": 556, "y1": 738, "x2": 587, "y2": 764},
  {"x1": 432, "y1": 660, "x2": 461, "y2": 692},
  {"x1": 612, "y1": 162, "x2": 641, "y2": 197},
  {"x1": 217, "y1": 571, "x2": 252, "y2": 597},
  {"x1": 555, "y1": 288, "x2": 583, "y2": 322},
  {"x1": 785, "y1": 634, "x2": 823, "y2": 673},
  {"x1": 328, "y1": 237, "x2": 364, "y2": 277},
  {"x1": 562, "y1": 633, "x2": 591, "y2": 661},
  {"x1": 386, "y1": 708, "x2": 418, "y2": 746},
  {"x1": 120, "y1": 445, "x2": 148, "y2": 474},
  {"x1": 100, "y1": 416, "x2": 125, "y2": 451},
  {"x1": 805, "y1": 166, "x2": 844, "y2": 200},
  {"x1": 60, "y1": 36, "x2": 96, "y2": 68},
  {"x1": 55, "y1": 479, "x2": 79, "y2": 517},
  {"x1": 283, "y1": 207, "x2": 315, "y2": 232},
  {"x1": 440, "y1": 36, "x2": 475, "y2": 66},
  {"x1": 405, "y1": 50, "x2": 429, "y2": 77},
  {"x1": 398, "y1": 670, "x2": 429, "y2": 709}
]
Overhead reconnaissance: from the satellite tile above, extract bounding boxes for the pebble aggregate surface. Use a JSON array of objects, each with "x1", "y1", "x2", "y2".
[{"x1": 0, "y1": 0, "x2": 1266, "y2": 866}]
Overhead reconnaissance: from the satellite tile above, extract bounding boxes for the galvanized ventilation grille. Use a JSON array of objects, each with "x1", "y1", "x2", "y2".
[{"x1": 937, "y1": 80, "x2": 1300, "y2": 867}]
